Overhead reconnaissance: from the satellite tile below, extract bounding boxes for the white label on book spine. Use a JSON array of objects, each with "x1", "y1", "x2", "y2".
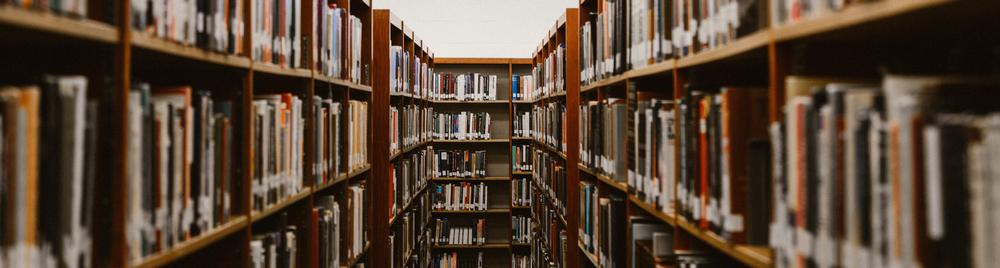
[{"x1": 923, "y1": 126, "x2": 944, "y2": 239}]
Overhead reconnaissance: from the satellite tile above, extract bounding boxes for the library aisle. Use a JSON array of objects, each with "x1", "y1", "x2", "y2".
[{"x1": 1, "y1": 0, "x2": 999, "y2": 267}]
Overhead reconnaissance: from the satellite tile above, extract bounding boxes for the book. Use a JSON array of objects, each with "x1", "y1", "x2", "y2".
[
  {"x1": 512, "y1": 144, "x2": 533, "y2": 173},
  {"x1": 348, "y1": 100, "x2": 368, "y2": 171},
  {"x1": 390, "y1": 146, "x2": 432, "y2": 220},
  {"x1": 511, "y1": 74, "x2": 536, "y2": 101},
  {"x1": 431, "y1": 218, "x2": 485, "y2": 245},
  {"x1": 390, "y1": 104, "x2": 430, "y2": 153},
  {"x1": 250, "y1": 212, "x2": 298, "y2": 268},
  {"x1": 533, "y1": 101, "x2": 567, "y2": 151},
  {"x1": 252, "y1": 93, "x2": 305, "y2": 212},
  {"x1": 312, "y1": 98, "x2": 342, "y2": 185},
  {"x1": 512, "y1": 177, "x2": 532, "y2": 207},
  {"x1": 250, "y1": 0, "x2": 305, "y2": 68},
  {"x1": 314, "y1": 2, "x2": 363, "y2": 81},
  {"x1": 533, "y1": 44, "x2": 566, "y2": 100}
]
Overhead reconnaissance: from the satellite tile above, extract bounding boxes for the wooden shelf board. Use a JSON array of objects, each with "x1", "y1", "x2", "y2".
[
  {"x1": 624, "y1": 59, "x2": 677, "y2": 78},
  {"x1": 577, "y1": 163, "x2": 628, "y2": 192},
  {"x1": 511, "y1": 205, "x2": 531, "y2": 210},
  {"x1": 510, "y1": 137, "x2": 533, "y2": 141},
  {"x1": 675, "y1": 218, "x2": 773, "y2": 268},
  {"x1": 131, "y1": 216, "x2": 248, "y2": 268},
  {"x1": 429, "y1": 100, "x2": 510, "y2": 104},
  {"x1": 772, "y1": 0, "x2": 951, "y2": 43},
  {"x1": 316, "y1": 74, "x2": 370, "y2": 92},
  {"x1": 578, "y1": 242, "x2": 601, "y2": 268},
  {"x1": 0, "y1": 6, "x2": 118, "y2": 44},
  {"x1": 627, "y1": 195, "x2": 676, "y2": 226},
  {"x1": 533, "y1": 139, "x2": 567, "y2": 160},
  {"x1": 676, "y1": 30, "x2": 769, "y2": 69},
  {"x1": 432, "y1": 139, "x2": 510, "y2": 143},
  {"x1": 511, "y1": 242, "x2": 531, "y2": 247},
  {"x1": 347, "y1": 165, "x2": 371, "y2": 179},
  {"x1": 510, "y1": 58, "x2": 533, "y2": 65},
  {"x1": 512, "y1": 100, "x2": 533, "y2": 104},
  {"x1": 131, "y1": 32, "x2": 251, "y2": 69},
  {"x1": 434, "y1": 58, "x2": 519, "y2": 64},
  {"x1": 430, "y1": 243, "x2": 511, "y2": 249},
  {"x1": 432, "y1": 176, "x2": 510, "y2": 182},
  {"x1": 390, "y1": 140, "x2": 430, "y2": 160},
  {"x1": 581, "y1": 73, "x2": 629, "y2": 93},
  {"x1": 250, "y1": 187, "x2": 313, "y2": 223},
  {"x1": 253, "y1": 63, "x2": 312, "y2": 79},
  {"x1": 431, "y1": 208, "x2": 510, "y2": 214},
  {"x1": 314, "y1": 172, "x2": 349, "y2": 192}
]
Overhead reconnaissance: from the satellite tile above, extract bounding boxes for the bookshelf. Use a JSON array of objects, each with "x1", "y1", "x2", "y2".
[
  {"x1": 569, "y1": 0, "x2": 1000, "y2": 268},
  {"x1": 423, "y1": 57, "x2": 527, "y2": 267},
  {"x1": 0, "y1": 0, "x2": 378, "y2": 266}
]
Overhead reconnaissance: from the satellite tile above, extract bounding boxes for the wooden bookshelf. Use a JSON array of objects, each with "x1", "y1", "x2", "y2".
[
  {"x1": 131, "y1": 31, "x2": 252, "y2": 69},
  {"x1": 131, "y1": 216, "x2": 249, "y2": 268},
  {"x1": 0, "y1": 5, "x2": 118, "y2": 44}
]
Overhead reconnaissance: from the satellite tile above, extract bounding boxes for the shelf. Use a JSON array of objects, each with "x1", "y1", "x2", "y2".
[
  {"x1": 511, "y1": 100, "x2": 533, "y2": 104},
  {"x1": 314, "y1": 172, "x2": 349, "y2": 192},
  {"x1": 253, "y1": 63, "x2": 312, "y2": 79},
  {"x1": 674, "y1": 218, "x2": 772, "y2": 268},
  {"x1": 431, "y1": 176, "x2": 510, "y2": 182},
  {"x1": 533, "y1": 139, "x2": 567, "y2": 160},
  {"x1": 431, "y1": 208, "x2": 510, "y2": 214},
  {"x1": 511, "y1": 205, "x2": 531, "y2": 210},
  {"x1": 250, "y1": 187, "x2": 313, "y2": 223},
  {"x1": 430, "y1": 243, "x2": 511, "y2": 249},
  {"x1": 131, "y1": 31, "x2": 251, "y2": 69},
  {"x1": 131, "y1": 216, "x2": 248, "y2": 268},
  {"x1": 581, "y1": 73, "x2": 629, "y2": 93},
  {"x1": 578, "y1": 242, "x2": 601, "y2": 268},
  {"x1": 390, "y1": 140, "x2": 431, "y2": 160},
  {"x1": 771, "y1": 0, "x2": 950, "y2": 42},
  {"x1": 511, "y1": 242, "x2": 531, "y2": 247},
  {"x1": 347, "y1": 165, "x2": 371, "y2": 179},
  {"x1": 577, "y1": 163, "x2": 628, "y2": 192},
  {"x1": 627, "y1": 195, "x2": 676, "y2": 226},
  {"x1": 315, "y1": 74, "x2": 371, "y2": 92},
  {"x1": 676, "y1": 31, "x2": 768, "y2": 69},
  {"x1": 432, "y1": 139, "x2": 510, "y2": 144},
  {"x1": 389, "y1": 182, "x2": 430, "y2": 226},
  {"x1": 0, "y1": 6, "x2": 118, "y2": 44},
  {"x1": 434, "y1": 58, "x2": 521, "y2": 64},
  {"x1": 510, "y1": 137, "x2": 533, "y2": 141},
  {"x1": 529, "y1": 91, "x2": 568, "y2": 103},
  {"x1": 511, "y1": 171, "x2": 532, "y2": 176},
  {"x1": 429, "y1": 99, "x2": 510, "y2": 104}
]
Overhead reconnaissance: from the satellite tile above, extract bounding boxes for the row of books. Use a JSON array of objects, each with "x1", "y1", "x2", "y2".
[
  {"x1": 432, "y1": 252, "x2": 483, "y2": 268},
  {"x1": 669, "y1": 87, "x2": 770, "y2": 245},
  {"x1": 250, "y1": 0, "x2": 306, "y2": 68},
  {"x1": 347, "y1": 100, "x2": 368, "y2": 171},
  {"x1": 313, "y1": 195, "x2": 341, "y2": 268},
  {"x1": 390, "y1": 146, "x2": 432, "y2": 220},
  {"x1": 629, "y1": 218, "x2": 671, "y2": 268},
  {"x1": 512, "y1": 216, "x2": 531, "y2": 244},
  {"x1": 389, "y1": 104, "x2": 431, "y2": 154},
  {"x1": 533, "y1": 148, "x2": 567, "y2": 215},
  {"x1": 390, "y1": 46, "x2": 411, "y2": 96},
  {"x1": 315, "y1": 3, "x2": 363, "y2": 82},
  {"x1": 7, "y1": 0, "x2": 87, "y2": 16},
  {"x1": 626, "y1": 0, "x2": 672, "y2": 70},
  {"x1": 250, "y1": 213, "x2": 298, "y2": 268},
  {"x1": 512, "y1": 144, "x2": 532, "y2": 172},
  {"x1": 532, "y1": 44, "x2": 565, "y2": 100},
  {"x1": 431, "y1": 218, "x2": 486, "y2": 245},
  {"x1": 511, "y1": 74, "x2": 535, "y2": 101},
  {"x1": 579, "y1": 98, "x2": 628, "y2": 182},
  {"x1": 126, "y1": 83, "x2": 236, "y2": 262},
  {"x1": 345, "y1": 184, "x2": 367, "y2": 260},
  {"x1": 578, "y1": 188, "x2": 626, "y2": 268},
  {"x1": 771, "y1": 74, "x2": 1000, "y2": 268},
  {"x1": 311, "y1": 98, "x2": 342, "y2": 186},
  {"x1": 581, "y1": 0, "x2": 766, "y2": 83},
  {"x1": 532, "y1": 102, "x2": 567, "y2": 151},
  {"x1": 0, "y1": 77, "x2": 97, "y2": 268},
  {"x1": 431, "y1": 182, "x2": 489, "y2": 211},
  {"x1": 531, "y1": 188, "x2": 568, "y2": 268},
  {"x1": 389, "y1": 196, "x2": 429, "y2": 268},
  {"x1": 580, "y1": 0, "x2": 626, "y2": 85},
  {"x1": 512, "y1": 177, "x2": 532, "y2": 207},
  {"x1": 131, "y1": 0, "x2": 244, "y2": 54},
  {"x1": 630, "y1": 96, "x2": 674, "y2": 216},
  {"x1": 513, "y1": 110, "x2": 531, "y2": 138},
  {"x1": 431, "y1": 111, "x2": 492, "y2": 141},
  {"x1": 512, "y1": 254, "x2": 530, "y2": 268},
  {"x1": 252, "y1": 93, "x2": 305, "y2": 212},
  {"x1": 432, "y1": 150, "x2": 488, "y2": 178},
  {"x1": 429, "y1": 73, "x2": 499, "y2": 101},
  {"x1": 771, "y1": 0, "x2": 868, "y2": 26}
]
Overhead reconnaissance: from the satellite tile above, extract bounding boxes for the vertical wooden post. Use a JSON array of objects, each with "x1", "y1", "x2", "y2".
[
  {"x1": 564, "y1": 8, "x2": 582, "y2": 268},
  {"x1": 369, "y1": 10, "x2": 391, "y2": 268}
]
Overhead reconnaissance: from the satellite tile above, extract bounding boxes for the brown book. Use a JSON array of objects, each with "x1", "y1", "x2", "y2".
[{"x1": 718, "y1": 87, "x2": 768, "y2": 244}]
